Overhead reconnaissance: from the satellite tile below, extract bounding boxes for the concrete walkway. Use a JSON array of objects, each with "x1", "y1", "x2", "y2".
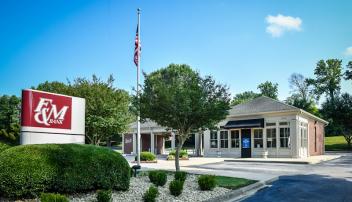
[
  {"x1": 124, "y1": 154, "x2": 341, "y2": 182},
  {"x1": 224, "y1": 154, "x2": 340, "y2": 164}
]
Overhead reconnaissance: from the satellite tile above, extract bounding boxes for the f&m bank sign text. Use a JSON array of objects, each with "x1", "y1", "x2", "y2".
[{"x1": 21, "y1": 89, "x2": 86, "y2": 145}]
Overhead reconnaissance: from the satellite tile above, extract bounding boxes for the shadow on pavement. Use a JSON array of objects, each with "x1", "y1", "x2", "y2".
[{"x1": 242, "y1": 174, "x2": 352, "y2": 202}]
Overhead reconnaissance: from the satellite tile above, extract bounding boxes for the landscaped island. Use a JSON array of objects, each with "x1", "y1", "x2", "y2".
[
  {"x1": 0, "y1": 144, "x2": 255, "y2": 202},
  {"x1": 65, "y1": 171, "x2": 256, "y2": 202}
]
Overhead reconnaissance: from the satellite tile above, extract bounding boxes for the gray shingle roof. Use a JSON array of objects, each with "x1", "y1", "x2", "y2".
[
  {"x1": 229, "y1": 96, "x2": 299, "y2": 116},
  {"x1": 129, "y1": 119, "x2": 163, "y2": 129}
]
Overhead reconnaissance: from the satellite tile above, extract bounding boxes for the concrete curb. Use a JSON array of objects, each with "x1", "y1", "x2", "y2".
[
  {"x1": 224, "y1": 159, "x2": 310, "y2": 164},
  {"x1": 205, "y1": 176, "x2": 279, "y2": 202}
]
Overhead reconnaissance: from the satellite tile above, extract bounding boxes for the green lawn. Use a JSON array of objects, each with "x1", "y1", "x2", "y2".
[
  {"x1": 325, "y1": 136, "x2": 351, "y2": 151},
  {"x1": 140, "y1": 171, "x2": 256, "y2": 190},
  {"x1": 214, "y1": 176, "x2": 257, "y2": 190}
]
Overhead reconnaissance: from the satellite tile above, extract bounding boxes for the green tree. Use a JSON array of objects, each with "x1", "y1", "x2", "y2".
[
  {"x1": 286, "y1": 94, "x2": 319, "y2": 116},
  {"x1": 36, "y1": 75, "x2": 132, "y2": 145},
  {"x1": 257, "y1": 81, "x2": 278, "y2": 99},
  {"x1": 321, "y1": 93, "x2": 352, "y2": 147},
  {"x1": 0, "y1": 95, "x2": 21, "y2": 145},
  {"x1": 231, "y1": 91, "x2": 260, "y2": 106},
  {"x1": 345, "y1": 61, "x2": 352, "y2": 81},
  {"x1": 307, "y1": 59, "x2": 343, "y2": 103},
  {"x1": 138, "y1": 64, "x2": 230, "y2": 171},
  {"x1": 286, "y1": 73, "x2": 319, "y2": 115}
]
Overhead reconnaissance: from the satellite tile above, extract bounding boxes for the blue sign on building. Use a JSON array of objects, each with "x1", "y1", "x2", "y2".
[{"x1": 242, "y1": 138, "x2": 250, "y2": 148}]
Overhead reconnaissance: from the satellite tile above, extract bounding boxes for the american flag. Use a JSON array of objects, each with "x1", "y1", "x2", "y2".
[{"x1": 134, "y1": 25, "x2": 141, "y2": 66}]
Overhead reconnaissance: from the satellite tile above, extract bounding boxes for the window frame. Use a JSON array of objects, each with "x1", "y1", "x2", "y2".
[
  {"x1": 279, "y1": 127, "x2": 290, "y2": 148},
  {"x1": 210, "y1": 130, "x2": 218, "y2": 149},
  {"x1": 220, "y1": 130, "x2": 229, "y2": 148},
  {"x1": 266, "y1": 127, "x2": 277, "y2": 148},
  {"x1": 230, "y1": 130, "x2": 240, "y2": 148},
  {"x1": 253, "y1": 129, "x2": 263, "y2": 149}
]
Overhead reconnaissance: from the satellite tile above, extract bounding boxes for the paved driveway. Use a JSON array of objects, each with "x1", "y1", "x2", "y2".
[
  {"x1": 184, "y1": 152, "x2": 352, "y2": 202},
  {"x1": 239, "y1": 153, "x2": 352, "y2": 202},
  {"x1": 242, "y1": 174, "x2": 352, "y2": 202}
]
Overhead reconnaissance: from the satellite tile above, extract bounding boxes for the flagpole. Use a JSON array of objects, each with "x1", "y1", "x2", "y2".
[{"x1": 136, "y1": 8, "x2": 141, "y2": 166}]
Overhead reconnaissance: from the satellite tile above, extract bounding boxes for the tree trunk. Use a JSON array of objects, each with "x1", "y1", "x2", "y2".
[
  {"x1": 175, "y1": 135, "x2": 186, "y2": 171},
  {"x1": 345, "y1": 135, "x2": 352, "y2": 148}
]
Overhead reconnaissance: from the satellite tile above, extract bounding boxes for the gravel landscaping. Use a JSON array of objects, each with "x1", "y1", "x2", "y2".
[
  {"x1": 0, "y1": 173, "x2": 249, "y2": 202},
  {"x1": 69, "y1": 174, "x2": 231, "y2": 202}
]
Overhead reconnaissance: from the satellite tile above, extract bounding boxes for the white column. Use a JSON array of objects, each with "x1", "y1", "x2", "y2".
[
  {"x1": 203, "y1": 130, "x2": 210, "y2": 156},
  {"x1": 132, "y1": 133, "x2": 137, "y2": 155},
  {"x1": 171, "y1": 132, "x2": 176, "y2": 150},
  {"x1": 217, "y1": 130, "x2": 221, "y2": 157},
  {"x1": 150, "y1": 132, "x2": 155, "y2": 154},
  {"x1": 276, "y1": 120, "x2": 279, "y2": 157},
  {"x1": 195, "y1": 133, "x2": 200, "y2": 156}
]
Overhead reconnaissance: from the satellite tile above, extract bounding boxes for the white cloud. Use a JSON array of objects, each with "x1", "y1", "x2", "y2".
[
  {"x1": 265, "y1": 14, "x2": 302, "y2": 37},
  {"x1": 344, "y1": 47, "x2": 352, "y2": 56}
]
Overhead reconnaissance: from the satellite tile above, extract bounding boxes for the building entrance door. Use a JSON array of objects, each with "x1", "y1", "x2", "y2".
[{"x1": 241, "y1": 129, "x2": 251, "y2": 158}]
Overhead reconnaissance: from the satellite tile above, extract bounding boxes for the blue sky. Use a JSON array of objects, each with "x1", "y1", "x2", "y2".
[{"x1": 1, "y1": 0, "x2": 351, "y2": 101}]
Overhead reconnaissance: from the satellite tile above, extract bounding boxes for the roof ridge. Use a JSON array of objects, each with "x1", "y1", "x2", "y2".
[{"x1": 259, "y1": 95, "x2": 300, "y2": 110}]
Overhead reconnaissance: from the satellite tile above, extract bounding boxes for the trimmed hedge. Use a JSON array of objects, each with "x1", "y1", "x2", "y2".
[
  {"x1": 148, "y1": 171, "x2": 167, "y2": 186},
  {"x1": 0, "y1": 144, "x2": 130, "y2": 198},
  {"x1": 40, "y1": 193, "x2": 69, "y2": 202},
  {"x1": 198, "y1": 175, "x2": 216, "y2": 191},
  {"x1": 135, "y1": 152, "x2": 156, "y2": 161},
  {"x1": 169, "y1": 180, "x2": 184, "y2": 196},
  {"x1": 167, "y1": 150, "x2": 188, "y2": 160},
  {"x1": 174, "y1": 171, "x2": 187, "y2": 182},
  {"x1": 97, "y1": 190, "x2": 112, "y2": 202},
  {"x1": 168, "y1": 150, "x2": 188, "y2": 157},
  {"x1": 143, "y1": 185, "x2": 159, "y2": 202}
]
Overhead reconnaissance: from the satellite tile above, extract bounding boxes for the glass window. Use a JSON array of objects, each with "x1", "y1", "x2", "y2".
[
  {"x1": 279, "y1": 122, "x2": 289, "y2": 126},
  {"x1": 266, "y1": 122, "x2": 276, "y2": 127},
  {"x1": 254, "y1": 129, "x2": 263, "y2": 148},
  {"x1": 266, "y1": 128, "x2": 276, "y2": 148},
  {"x1": 210, "y1": 131, "x2": 218, "y2": 148},
  {"x1": 220, "y1": 131, "x2": 228, "y2": 148},
  {"x1": 231, "y1": 130, "x2": 240, "y2": 148},
  {"x1": 280, "y1": 128, "x2": 290, "y2": 148}
]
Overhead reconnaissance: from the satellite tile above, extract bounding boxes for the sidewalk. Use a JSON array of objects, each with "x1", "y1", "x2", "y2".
[
  {"x1": 224, "y1": 154, "x2": 340, "y2": 164},
  {"x1": 125, "y1": 156, "x2": 277, "y2": 181}
]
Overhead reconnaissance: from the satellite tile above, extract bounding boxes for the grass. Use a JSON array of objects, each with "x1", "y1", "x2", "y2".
[
  {"x1": 214, "y1": 176, "x2": 257, "y2": 190},
  {"x1": 139, "y1": 170, "x2": 256, "y2": 190},
  {"x1": 325, "y1": 136, "x2": 351, "y2": 151}
]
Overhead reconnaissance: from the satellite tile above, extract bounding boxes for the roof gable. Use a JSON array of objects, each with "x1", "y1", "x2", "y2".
[{"x1": 229, "y1": 96, "x2": 299, "y2": 116}]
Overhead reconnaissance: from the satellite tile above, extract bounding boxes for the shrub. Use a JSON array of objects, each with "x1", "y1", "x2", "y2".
[
  {"x1": 0, "y1": 144, "x2": 130, "y2": 198},
  {"x1": 166, "y1": 154, "x2": 175, "y2": 160},
  {"x1": 168, "y1": 150, "x2": 188, "y2": 158},
  {"x1": 135, "y1": 152, "x2": 156, "y2": 161},
  {"x1": 169, "y1": 180, "x2": 184, "y2": 196},
  {"x1": 97, "y1": 190, "x2": 112, "y2": 202},
  {"x1": 174, "y1": 171, "x2": 187, "y2": 182},
  {"x1": 40, "y1": 193, "x2": 69, "y2": 202},
  {"x1": 143, "y1": 186, "x2": 159, "y2": 202},
  {"x1": 198, "y1": 175, "x2": 216, "y2": 191},
  {"x1": 148, "y1": 171, "x2": 167, "y2": 186}
]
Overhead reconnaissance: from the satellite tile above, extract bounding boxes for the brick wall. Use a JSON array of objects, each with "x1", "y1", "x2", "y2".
[{"x1": 308, "y1": 120, "x2": 325, "y2": 156}]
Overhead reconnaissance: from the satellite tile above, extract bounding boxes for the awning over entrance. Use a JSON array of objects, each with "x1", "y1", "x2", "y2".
[{"x1": 221, "y1": 118, "x2": 264, "y2": 129}]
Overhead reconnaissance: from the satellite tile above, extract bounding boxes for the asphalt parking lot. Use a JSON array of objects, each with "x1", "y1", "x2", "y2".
[
  {"x1": 186, "y1": 152, "x2": 352, "y2": 202},
  {"x1": 242, "y1": 174, "x2": 352, "y2": 202}
]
